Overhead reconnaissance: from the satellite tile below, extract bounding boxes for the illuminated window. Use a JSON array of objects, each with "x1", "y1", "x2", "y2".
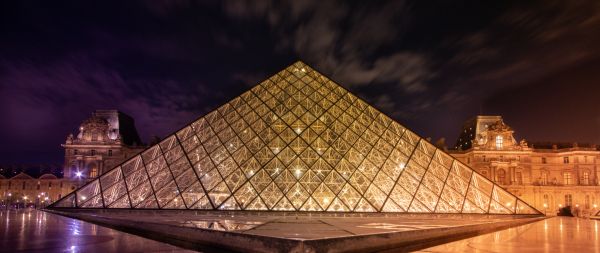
[
  {"x1": 565, "y1": 194, "x2": 572, "y2": 207},
  {"x1": 541, "y1": 172, "x2": 548, "y2": 185},
  {"x1": 582, "y1": 171, "x2": 589, "y2": 185},
  {"x1": 90, "y1": 168, "x2": 98, "y2": 178},
  {"x1": 495, "y1": 135, "x2": 503, "y2": 149},
  {"x1": 563, "y1": 172, "x2": 572, "y2": 185}
]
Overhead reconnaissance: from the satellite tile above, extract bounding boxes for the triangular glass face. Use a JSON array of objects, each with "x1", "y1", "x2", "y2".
[{"x1": 49, "y1": 61, "x2": 541, "y2": 215}]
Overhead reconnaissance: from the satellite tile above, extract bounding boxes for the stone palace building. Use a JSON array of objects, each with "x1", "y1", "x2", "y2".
[
  {"x1": 449, "y1": 115, "x2": 600, "y2": 216},
  {"x1": 0, "y1": 110, "x2": 144, "y2": 207}
]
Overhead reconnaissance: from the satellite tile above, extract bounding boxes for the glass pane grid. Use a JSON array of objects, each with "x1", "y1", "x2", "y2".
[{"x1": 50, "y1": 61, "x2": 540, "y2": 215}]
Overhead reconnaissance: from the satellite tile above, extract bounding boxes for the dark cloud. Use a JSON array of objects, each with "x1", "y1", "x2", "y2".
[{"x1": 1, "y1": 0, "x2": 599, "y2": 164}]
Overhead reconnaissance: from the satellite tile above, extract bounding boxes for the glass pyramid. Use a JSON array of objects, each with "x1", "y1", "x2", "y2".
[{"x1": 50, "y1": 61, "x2": 540, "y2": 215}]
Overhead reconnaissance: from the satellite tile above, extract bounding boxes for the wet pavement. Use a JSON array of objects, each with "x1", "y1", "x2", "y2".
[
  {"x1": 0, "y1": 209, "x2": 196, "y2": 253},
  {"x1": 419, "y1": 216, "x2": 600, "y2": 253}
]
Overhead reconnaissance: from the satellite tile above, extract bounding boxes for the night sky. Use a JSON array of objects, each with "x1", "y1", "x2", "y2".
[{"x1": 1, "y1": 1, "x2": 600, "y2": 165}]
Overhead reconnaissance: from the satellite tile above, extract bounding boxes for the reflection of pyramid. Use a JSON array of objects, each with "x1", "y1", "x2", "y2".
[{"x1": 50, "y1": 61, "x2": 540, "y2": 215}]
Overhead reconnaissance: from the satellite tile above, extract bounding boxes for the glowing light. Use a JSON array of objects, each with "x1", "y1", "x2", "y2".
[
  {"x1": 506, "y1": 202, "x2": 511, "y2": 206},
  {"x1": 543, "y1": 203, "x2": 547, "y2": 208},
  {"x1": 75, "y1": 171, "x2": 83, "y2": 178},
  {"x1": 594, "y1": 204, "x2": 597, "y2": 208},
  {"x1": 81, "y1": 196, "x2": 86, "y2": 201}
]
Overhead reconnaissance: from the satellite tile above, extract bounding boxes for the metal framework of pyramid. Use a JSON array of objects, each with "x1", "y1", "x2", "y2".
[{"x1": 49, "y1": 61, "x2": 540, "y2": 215}]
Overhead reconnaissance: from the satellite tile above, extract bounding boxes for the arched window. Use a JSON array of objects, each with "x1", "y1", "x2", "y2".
[
  {"x1": 495, "y1": 135, "x2": 503, "y2": 149},
  {"x1": 497, "y1": 169, "x2": 506, "y2": 184}
]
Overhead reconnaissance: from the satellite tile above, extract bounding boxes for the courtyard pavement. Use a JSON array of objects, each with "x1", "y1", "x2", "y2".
[
  {"x1": 0, "y1": 209, "x2": 194, "y2": 253},
  {"x1": 418, "y1": 216, "x2": 600, "y2": 253}
]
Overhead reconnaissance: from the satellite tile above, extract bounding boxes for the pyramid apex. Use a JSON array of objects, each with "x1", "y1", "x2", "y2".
[{"x1": 49, "y1": 61, "x2": 541, "y2": 216}]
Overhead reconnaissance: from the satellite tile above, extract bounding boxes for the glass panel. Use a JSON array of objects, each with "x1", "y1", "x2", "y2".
[
  {"x1": 439, "y1": 187, "x2": 465, "y2": 211},
  {"x1": 389, "y1": 183, "x2": 413, "y2": 211},
  {"x1": 286, "y1": 183, "x2": 309, "y2": 210},
  {"x1": 208, "y1": 182, "x2": 231, "y2": 207},
  {"x1": 102, "y1": 181, "x2": 127, "y2": 206},
  {"x1": 261, "y1": 183, "x2": 284, "y2": 210},
  {"x1": 338, "y1": 184, "x2": 361, "y2": 210},
  {"x1": 516, "y1": 200, "x2": 540, "y2": 214},
  {"x1": 491, "y1": 186, "x2": 517, "y2": 213},
  {"x1": 382, "y1": 199, "x2": 403, "y2": 212},
  {"x1": 53, "y1": 194, "x2": 76, "y2": 208},
  {"x1": 79, "y1": 195, "x2": 103, "y2": 208},
  {"x1": 100, "y1": 167, "x2": 123, "y2": 190},
  {"x1": 130, "y1": 181, "x2": 156, "y2": 208},
  {"x1": 414, "y1": 185, "x2": 439, "y2": 211},
  {"x1": 108, "y1": 195, "x2": 131, "y2": 208},
  {"x1": 364, "y1": 185, "x2": 386, "y2": 211},
  {"x1": 76, "y1": 180, "x2": 101, "y2": 206}
]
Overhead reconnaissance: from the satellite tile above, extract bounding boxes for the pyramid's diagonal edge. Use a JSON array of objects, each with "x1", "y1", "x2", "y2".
[{"x1": 48, "y1": 61, "x2": 542, "y2": 215}]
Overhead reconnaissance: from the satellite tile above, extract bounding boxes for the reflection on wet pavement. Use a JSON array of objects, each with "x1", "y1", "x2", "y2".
[
  {"x1": 179, "y1": 219, "x2": 264, "y2": 231},
  {"x1": 80, "y1": 211, "x2": 525, "y2": 240},
  {"x1": 0, "y1": 209, "x2": 196, "y2": 253},
  {"x1": 418, "y1": 217, "x2": 600, "y2": 253}
]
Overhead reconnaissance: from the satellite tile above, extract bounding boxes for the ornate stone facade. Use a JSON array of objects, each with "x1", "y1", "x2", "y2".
[
  {"x1": 449, "y1": 115, "x2": 600, "y2": 216},
  {"x1": 1, "y1": 110, "x2": 145, "y2": 208},
  {"x1": 62, "y1": 110, "x2": 145, "y2": 180},
  {"x1": 0, "y1": 172, "x2": 77, "y2": 208}
]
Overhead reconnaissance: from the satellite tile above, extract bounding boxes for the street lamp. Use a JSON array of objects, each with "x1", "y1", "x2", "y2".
[
  {"x1": 543, "y1": 203, "x2": 548, "y2": 215},
  {"x1": 75, "y1": 171, "x2": 83, "y2": 178}
]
